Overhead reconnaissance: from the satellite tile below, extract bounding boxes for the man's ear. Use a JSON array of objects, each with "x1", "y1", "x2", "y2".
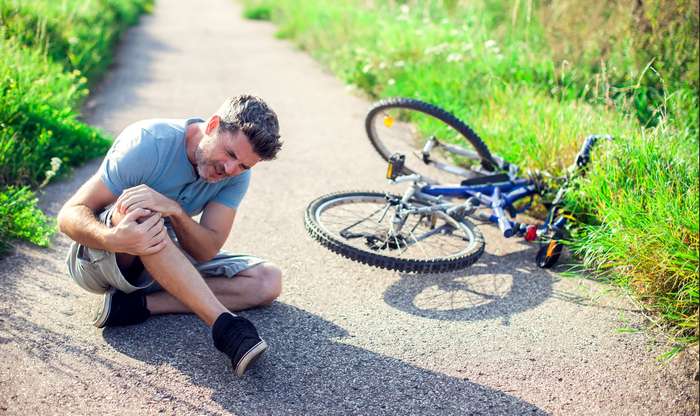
[{"x1": 205, "y1": 115, "x2": 221, "y2": 135}]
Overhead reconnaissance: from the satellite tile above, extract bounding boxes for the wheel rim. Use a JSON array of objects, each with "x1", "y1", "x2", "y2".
[
  {"x1": 313, "y1": 194, "x2": 481, "y2": 262},
  {"x1": 367, "y1": 105, "x2": 487, "y2": 183}
]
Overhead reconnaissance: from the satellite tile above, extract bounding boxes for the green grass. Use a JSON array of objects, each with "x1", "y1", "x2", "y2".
[
  {"x1": 242, "y1": 0, "x2": 699, "y2": 351},
  {"x1": 1, "y1": 0, "x2": 152, "y2": 81},
  {"x1": 0, "y1": 187, "x2": 55, "y2": 253},
  {"x1": 0, "y1": 0, "x2": 153, "y2": 255},
  {"x1": 0, "y1": 37, "x2": 110, "y2": 187},
  {"x1": 244, "y1": 4, "x2": 272, "y2": 20}
]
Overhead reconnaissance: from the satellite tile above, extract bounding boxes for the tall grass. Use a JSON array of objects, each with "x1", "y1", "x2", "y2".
[
  {"x1": 242, "y1": 0, "x2": 699, "y2": 349},
  {"x1": 0, "y1": 0, "x2": 153, "y2": 255},
  {"x1": 0, "y1": 37, "x2": 108, "y2": 187},
  {"x1": 1, "y1": 0, "x2": 150, "y2": 80}
]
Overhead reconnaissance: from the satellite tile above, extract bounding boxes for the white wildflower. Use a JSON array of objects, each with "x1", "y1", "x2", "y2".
[
  {"x1": 446, "y1": 53, "x2": 463, "y2": 62},
  {"x1": 362, "y1": 63, "x2": 373, "y2": 74},
  {"x1": 50, "y1": 157, "x2": 61, "y2": 171},
  {"x1": 388, "y1": 78, "x2": 396, "y2": 86},
  {"x1": 39, "y1": 157, "x2": 63, "y2": 188},
  {"x1": 424, "y1": 43, "x2": 449, "y2": 55},
  {"x1": 400, "y1": 4, "x2": 410, "y2": 14},
  {"x1": 485, "y1": 39, "x2": 497, "y2": 49},
  {"x1": 394, "y1": 60, "x2": 405, "y2": 68}
]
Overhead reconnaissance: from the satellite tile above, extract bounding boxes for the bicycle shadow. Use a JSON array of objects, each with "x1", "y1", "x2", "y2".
[
  {"x1": 103, "y1": 302, "x2": 547, "y2": 415},
  {"x1": 383, "y1": 249, "x2": 554, "y2": 323}
]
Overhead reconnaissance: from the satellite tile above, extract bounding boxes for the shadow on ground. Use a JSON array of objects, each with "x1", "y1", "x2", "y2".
[
  {"x1": 383, "y1": 247, "x2": 554, "y2": 324},
  {"x1": 103, "y1": 303, "x2": 547, "y2": 415},
  {"x1": 383, "y1": 243, "x2": 642, "y2": 324}
]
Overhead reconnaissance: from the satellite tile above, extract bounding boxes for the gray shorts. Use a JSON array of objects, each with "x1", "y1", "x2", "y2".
[{"x1": 65, "y1": 207, "x2": 265, "y2": 295}]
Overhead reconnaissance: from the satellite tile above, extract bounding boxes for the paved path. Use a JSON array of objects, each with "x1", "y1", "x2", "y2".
[{"x1": 1, "y1": 0, "x2": 697, "y2": 414}]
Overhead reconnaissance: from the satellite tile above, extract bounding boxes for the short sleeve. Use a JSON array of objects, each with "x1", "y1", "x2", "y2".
[
  {"x1": 212, "y1": 170, "x2": 251, "y2": 209},
  {"x1": 99, "y1": 126, "x2": 158, "y2": 197}
]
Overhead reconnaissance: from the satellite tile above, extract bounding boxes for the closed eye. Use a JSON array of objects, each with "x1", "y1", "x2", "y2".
[{"x1": 228, "y1": 150, "x2": 251, "y2": 170}]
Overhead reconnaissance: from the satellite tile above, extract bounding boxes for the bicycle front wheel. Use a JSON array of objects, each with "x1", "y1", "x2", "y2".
[
  {"x1": 365, "y1": 98, "x2": 498, "y2": 183},
  {"x1": 305, "y1": 191, "x2": 485, "y2": 273}
]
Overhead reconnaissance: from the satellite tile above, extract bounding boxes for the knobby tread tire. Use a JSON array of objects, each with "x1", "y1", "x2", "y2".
[
  {"x1": 304, "y1": 191, "x2": 485, "y2": 273},
  {"x1": 365, "y1": 97, "x2": 498, "y2": 172}
]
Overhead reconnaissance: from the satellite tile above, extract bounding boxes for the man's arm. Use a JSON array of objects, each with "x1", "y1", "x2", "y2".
[
  {"x1": 114, "y1": 185, "x2": 234, "y2": 262},
  {"x1": 57, "y1": 174, "x2": 168, "y2": 256},
  {"x1": 169, "y1": 201, "x2": 235, "y2": 262}
]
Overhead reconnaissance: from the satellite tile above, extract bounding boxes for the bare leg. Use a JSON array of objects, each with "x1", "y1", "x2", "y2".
[
  {"x1": 146, "y1": 263, "x2": 282, "y2": 315},
  {"x1": 136, "y1": 237, "x2": 229, "y2": 326}
]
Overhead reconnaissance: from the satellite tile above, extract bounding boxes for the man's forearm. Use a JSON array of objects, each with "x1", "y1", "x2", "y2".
[
  {"x1": 57, "y1": 205, "x2": 113, "y2": 251},
  {"x1": 168, "y1": 210, "x2": 221, "y2": 262}
]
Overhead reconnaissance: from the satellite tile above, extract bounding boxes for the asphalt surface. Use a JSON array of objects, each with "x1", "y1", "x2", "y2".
[{"x1": 1, "y1": 0, "x2": 698, "y2": 415}]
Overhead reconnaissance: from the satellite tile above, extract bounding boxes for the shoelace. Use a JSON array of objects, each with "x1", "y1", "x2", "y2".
[{"x1": 212, "y1": 314, "x2": 259, "y2": 358}]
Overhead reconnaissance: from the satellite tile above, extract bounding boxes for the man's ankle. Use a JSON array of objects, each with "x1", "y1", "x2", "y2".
[{"x1": 212, "y1": 312, "x2": 236, "y2": 339}]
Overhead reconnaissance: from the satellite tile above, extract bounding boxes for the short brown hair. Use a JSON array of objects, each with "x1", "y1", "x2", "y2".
[{"x1": 216, "y1": 95, "x2": 282, "y2": 160}]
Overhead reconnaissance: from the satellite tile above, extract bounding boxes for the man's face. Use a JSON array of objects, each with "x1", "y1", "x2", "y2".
[{"x1": 194, "y1": 128, "x2": 261, "y2": 183}]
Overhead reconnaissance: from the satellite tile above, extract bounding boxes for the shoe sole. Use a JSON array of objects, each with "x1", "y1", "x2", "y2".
[
  {"x1": 234, "y1": 339, "x2": 268, "y2": 376},
  {"x1": 93, "y1": 288, "x2": 115, "y2": 328}
]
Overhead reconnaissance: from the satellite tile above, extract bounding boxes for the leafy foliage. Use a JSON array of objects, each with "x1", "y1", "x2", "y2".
[{"x1": 0, "y1": 0, "x2": 153, "y2": 253}]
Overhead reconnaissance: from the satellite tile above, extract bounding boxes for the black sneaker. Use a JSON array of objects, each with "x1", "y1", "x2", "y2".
[
  {"x1": 212, "y1": 313, "x2": 268, "y2": 376},
  {"x1": 93, "y1": 288, "x2": 151, "y2": 328}
]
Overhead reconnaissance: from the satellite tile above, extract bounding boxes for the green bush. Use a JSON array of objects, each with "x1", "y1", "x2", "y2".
[
  {"x1": 0, "y1": 0, "x2": 152, "y2": 80},
  {"x1": 0, "y1": 0, "x2": 152, "y2": 254},
  {"x1": 243, "y1": 0, "x2": 699, "y2": 348},
  {"x1": 0, "y1": 187, "x2": 55, "y2": 255},
  {"x1": 0, "y1": 38, "x2": 110, "y2": 187}
]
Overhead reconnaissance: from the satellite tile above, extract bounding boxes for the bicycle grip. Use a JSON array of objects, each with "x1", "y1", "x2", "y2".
[{"x1": 576, "y1": 134, "x2": 612, "y2": 169}]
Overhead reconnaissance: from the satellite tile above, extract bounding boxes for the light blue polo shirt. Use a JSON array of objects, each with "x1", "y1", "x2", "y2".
[{"x1": 99, "y1": 118, "x2": 250, "y2": 216}]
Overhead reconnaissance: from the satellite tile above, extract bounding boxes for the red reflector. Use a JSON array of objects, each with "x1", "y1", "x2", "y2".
[{"x1": 525, "y1": 225, "x2": 538, "y2": 241}]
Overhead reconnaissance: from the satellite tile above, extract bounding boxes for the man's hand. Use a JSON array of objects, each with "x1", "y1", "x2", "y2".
[
  {"x1": 109, "y1": 208, "x2": 168, "y2": 256},
  {"x1": 115, "y1": 184, "x2": 183, "y2": 218}
]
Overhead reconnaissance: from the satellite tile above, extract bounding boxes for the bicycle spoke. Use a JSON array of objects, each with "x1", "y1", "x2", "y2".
[{"x1": 312, "y1": 193, "x2": 481, "y2": 262}]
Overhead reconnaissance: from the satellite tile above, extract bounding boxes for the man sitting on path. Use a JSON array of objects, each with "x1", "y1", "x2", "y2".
[{"x1": 58, "y1": 94, "x2": 282, "y2": 376}]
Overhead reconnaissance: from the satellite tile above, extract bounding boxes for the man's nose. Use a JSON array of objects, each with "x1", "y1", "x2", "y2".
[{"x1": 224, "y1": 160, "x2": 239, "y2": 176}]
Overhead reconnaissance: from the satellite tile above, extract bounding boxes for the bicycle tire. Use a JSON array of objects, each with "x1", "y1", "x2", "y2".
[
  {"x1": 304, "y1": 191, "x2": 485, "y2": 273},
  {"x1": 365, "y1": 98, "x2": 498, "y2": 176}
]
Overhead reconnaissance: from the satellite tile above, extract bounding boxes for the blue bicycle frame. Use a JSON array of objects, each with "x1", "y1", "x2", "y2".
[
  {"x1": 420, "y1": 179, "x2": 537, "y2": 238},
  {"x1": 397, "y1": 134, "x2": 612, "y2": 241}
]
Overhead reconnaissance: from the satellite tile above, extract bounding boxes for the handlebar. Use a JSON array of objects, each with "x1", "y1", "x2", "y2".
[{"x1": 574, "y1": 134, "x2": 612, "y2": 170}]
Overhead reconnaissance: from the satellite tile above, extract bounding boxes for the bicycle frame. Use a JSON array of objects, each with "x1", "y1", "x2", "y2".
[
  {"x1": 392, "y1": 174, "x2": 539, "y2": 239},
  {"x1": 389, "y1": 134, "x2": 612, "y2": 241}
]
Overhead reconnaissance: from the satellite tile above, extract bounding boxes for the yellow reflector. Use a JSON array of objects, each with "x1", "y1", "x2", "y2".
[
  {"x1": 546, "y1": 241, "x2": 558, "y2": 257},
  {"x1": 386, "y1": 163, "x2": 393, "y2": 179},
  {"x1": 383, "y1": 115, "x2": 394, "y2": 128}
]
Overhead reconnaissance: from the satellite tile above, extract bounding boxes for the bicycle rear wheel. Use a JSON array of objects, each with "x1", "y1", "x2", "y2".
[
  {"x1": 305, "y1": 191, "x2": 485, "y2": 273},
  {"x1": 365, "y1": 98, "x2": 498, "y2": 183}
]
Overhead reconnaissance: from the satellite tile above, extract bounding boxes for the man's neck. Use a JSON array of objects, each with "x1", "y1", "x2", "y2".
[{"x1": 185, "y1": 122, "x2": 204, "y2": 166}]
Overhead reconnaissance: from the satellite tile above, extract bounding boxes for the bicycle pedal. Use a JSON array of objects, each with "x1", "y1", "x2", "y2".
[{"x1": 386, "y1": 153, "x2": 405, "y2": 180}]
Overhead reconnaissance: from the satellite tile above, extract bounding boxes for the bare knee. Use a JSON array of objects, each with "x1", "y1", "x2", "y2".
[{"x1": 252, "y1": 263, "x2": 282, "y2": 305}]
